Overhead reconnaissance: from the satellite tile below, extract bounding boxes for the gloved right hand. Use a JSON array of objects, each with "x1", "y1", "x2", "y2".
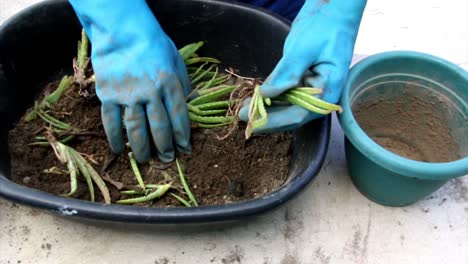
[
  {"x1": 68, "y1": 0, "x2": 192, "y2": 163},
  {"x1": 239, "y1": 0, "x2": 366, "y2": 134}
]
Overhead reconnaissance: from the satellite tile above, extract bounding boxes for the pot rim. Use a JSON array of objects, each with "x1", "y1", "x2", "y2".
[{"x1": 339, "y1": 50, "x2": 468, "y2": 180}]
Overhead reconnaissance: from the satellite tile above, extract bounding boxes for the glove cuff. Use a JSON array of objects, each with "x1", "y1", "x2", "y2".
[{"x1": 68, "y1": 0, "x2": 164, "y2": 42}]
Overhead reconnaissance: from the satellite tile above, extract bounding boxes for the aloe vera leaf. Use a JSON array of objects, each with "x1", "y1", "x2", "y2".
[
  {"x1": 119, "y1": 184, "x2": 165, "y2": 195},
  {"x1": 145, "y1": 184, "x2": 165, "y2": 189},
  {"x1": 25, "y1": 76, "x2": 73, "y2": 122},
  {"x1": 45, "y1": 76, "x2": 73, "y2": 105},
  {"x1": 196, "y1": 74, "x2": 231, "y2": 91},
  {"x1": 287, "y1": 90, "x2": 343, "y2": 113},
  {"x1": 210, "y1": 75, "x2": 231, "y2": 86},
  {"x1": 195, "y1": 71, "x2": 218, "y2": 80},
  {"x1": 196, "y1": 100, "x2": 237, "y2": 110},
  {"x1": 30, "y1": 135, "x2": 75, "y2": 146},
  {"x1": 81, "y1": 157, "x2": 111, "y2": 205},
  {"x1": 251, "y1": 90, "x2": 268, "y2": 129},
  {"x1": 176, "y1": 159, "x2": 198, "y2": 206},
  {"x1": 25, "y1": 108, "x2": 39, "y2": 122},
  {"x1": 292, "y1": 87, "x2": 322, "y2": 95},
  {"x1": 197, "y1": 85, "x2": 233, "y2": 96},
  {"x1": 77, "y1": 29, "x2": 89, "y2": 71},
  {"x1": 283, "y1": 94, "x2": 333, "y2": 115},
  {"x1": 188, "y1": 103, "x2": 227, "y2": 116},
  {"x1": 179, "y1": 41, "x2": 204, "y2": 61},
  {"x1": 188, "y1": 85, "x2": 235, "y2": 105},
  {"x1": 116, "y1": 184, "x2": 171, "y2": 204},
  {"x1": 55, "y1": 143, "x2": 78, "y2": 197},
  {"x1": 246, "y1": 85, "x2": 261, "y2": 139},
  {"x1": 170, "y1": 193, "x2": 192, "y2": 207},
  {"x1": 120, "y1": 190, "x2": 146, "y2": 195},
  {"x1": 185, "y1": 57, "x2": 220, "y2": 66},
  {"x1": 187, "y1": 67, "x2": 200, "y2": 74},
  {"x1": 68, "y1": 145, "x2": 111, "y2": 204},
  {"x1": 188, "y1": 62, "x2": 208, "y2": 79},
  {"x1": 67, "y1": 147, "x2": 95, "y2": 202},
  {"x1": 198, "y1": 66, "x2": 218, "y2": 90},
  {"x1": 189, "y1": 113, "x2": 235, "y2": 124},
  {"x1": 128, "y1": 152, "x2": 146, "y2": 191},
  {"x1": 187, "y1": 104, "x2": 203, "y2": 115},
  {"x1": 197, "y1": 109, "x2": 227, "y2": 116},
  {"x1": 36, "y1": 107, "x2": 72, "y2": 130},
  {"x1": 60, "y1": 135, "x2": 76, "y2": 144},
  {"x1": 191, "y1": 64, "x2": 216, "y2": 84}
]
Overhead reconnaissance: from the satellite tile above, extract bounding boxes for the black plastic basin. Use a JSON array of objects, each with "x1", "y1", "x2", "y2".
[{"x1": 0, "y1": 0, "x2": 330, "y2": 224}]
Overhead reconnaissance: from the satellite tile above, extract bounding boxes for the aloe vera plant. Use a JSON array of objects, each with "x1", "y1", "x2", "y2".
[
  {"x1": 76, "y1": 29, "x2": 89, "y2": 72},
  {"x1": 246, "y1": 86, "x2": 343, "y2": 139},
  {"x1": 180, "y1": 42, "x2": 239, "y2": 129},
  {"x1": 116, "y1": 154, "x2": 198, "y2": 207},
  {"x1": 180, "y1": 41, "x2": 344, "y2": 138},
  {"x1": 25, "y1": 75, "x2": 73, "y2": 122},
  {"x1": 49, "y1": 138, "x2": 111, "y2": 204},
  {"x1": 175, "y1": 159, "x2": 198, "y2": 207},
  {"x1": 128, "y1": 152, "x2": 146, "y2": 192},
  {"x1": 117, "y1": 184, "x2": 171, "y2": 204}
]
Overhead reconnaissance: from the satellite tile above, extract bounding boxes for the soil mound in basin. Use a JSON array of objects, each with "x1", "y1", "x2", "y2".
[{"x1": 8, "y1": 80, "x2": 291, "y2": 206}]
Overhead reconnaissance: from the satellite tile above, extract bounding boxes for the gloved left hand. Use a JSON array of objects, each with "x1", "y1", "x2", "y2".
[
  {"x1": 68, "y1": 0, "x2": 192, "y2": 163},
  {"x1": 240, "y1": 0, "x2": 367, "y2": 133}
]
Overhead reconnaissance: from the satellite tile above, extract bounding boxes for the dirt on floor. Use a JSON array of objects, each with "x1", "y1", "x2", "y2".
[
  {"x1": 8, "y1": 80, "x2": 291, "y2": 206},
  {"x1": 352, "y1": 84, "x2": 461, "y2": 163}
]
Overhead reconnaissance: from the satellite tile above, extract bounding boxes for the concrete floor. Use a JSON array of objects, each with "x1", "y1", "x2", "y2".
[{"x1": 1, "y1": 1, "x2": 467, "y2": 263}]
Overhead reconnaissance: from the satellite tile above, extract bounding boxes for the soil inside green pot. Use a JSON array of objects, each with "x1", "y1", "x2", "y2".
[
  {"x1": 8, "y1": 79, "x2": 291, "y2": 206},
  {"x1": 353, "y1": 84, "x2": 462, "y2": 163}
]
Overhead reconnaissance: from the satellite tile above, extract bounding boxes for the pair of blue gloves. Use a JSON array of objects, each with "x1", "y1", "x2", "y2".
[{"x1": 68, "y1": 0, "x2": 367, "y2": 163}]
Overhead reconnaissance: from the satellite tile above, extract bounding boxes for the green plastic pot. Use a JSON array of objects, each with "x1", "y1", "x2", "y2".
[{"x1": 339, "y1": 51, "x2": 468, "y2": 206}]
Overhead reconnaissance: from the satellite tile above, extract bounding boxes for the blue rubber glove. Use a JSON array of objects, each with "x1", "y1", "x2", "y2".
[
  {"x1": 240, "y1": 0, "x2": 367, "y2": 133},
  {"x1": 68, "y1": 0, "x2": 191, "y2": 163}
]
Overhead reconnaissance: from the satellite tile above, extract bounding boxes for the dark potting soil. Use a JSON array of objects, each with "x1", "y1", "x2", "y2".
[
  {"x1": 8, "y1": 80, "x2": 291, "y2": 206},
  {"x1": 353, "y1": 86, "x2": 461, "y2": 163}
]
